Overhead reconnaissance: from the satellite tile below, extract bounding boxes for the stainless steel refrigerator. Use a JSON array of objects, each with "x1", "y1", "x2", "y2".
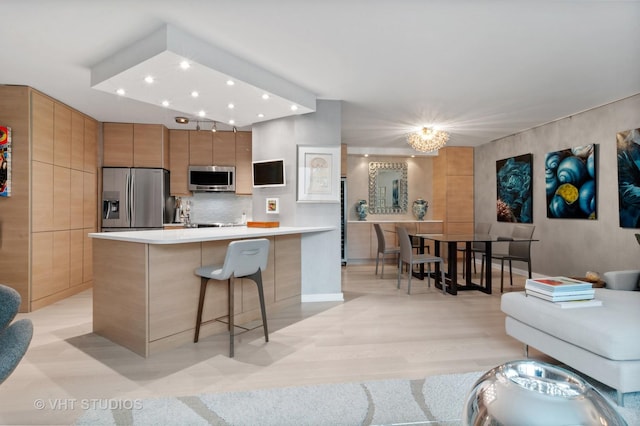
[{"x1": 101, "y1": 168, "x2": 174, "y2": 231}]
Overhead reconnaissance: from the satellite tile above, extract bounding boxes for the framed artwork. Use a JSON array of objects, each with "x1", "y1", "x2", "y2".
[
  {"x1": 266, "y1": 197, "x2": 279, "y2": 214},
  {"x1": 297, "y1": 145, "x2": 340, "y2": 203},
  {"x1": 545, "y1": 144, "x2": 597, "y2": 220},
  {"x1": 616, "y1": 128, "x2": 640, "y2": 228},
  {"x1": 0, "y1": 126, "x2": 11, "y2": 197},
  {"x1": 496, "y1": 153, "x2": 533, "y2": 223}
]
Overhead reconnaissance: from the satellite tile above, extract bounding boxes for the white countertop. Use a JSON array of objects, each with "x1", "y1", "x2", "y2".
[
  {"x1": 347, "y1": 219, "x2": 442, "y2": 223},
  {"x1": 89, "y1": 226, "x2": 335, "y2": 244}
]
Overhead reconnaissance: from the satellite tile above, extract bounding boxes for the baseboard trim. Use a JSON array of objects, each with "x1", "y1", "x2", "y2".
[{"x1": 301, "y1": 293, "x2": 344, "y2": 303}]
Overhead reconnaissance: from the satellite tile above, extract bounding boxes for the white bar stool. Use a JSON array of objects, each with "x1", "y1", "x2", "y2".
[{"x1": 194, "y1": 238, "x2": 270, "y2": 357}]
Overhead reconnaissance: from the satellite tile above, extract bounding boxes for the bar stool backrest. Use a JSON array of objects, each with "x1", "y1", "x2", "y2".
[{"x1": 217, "y1": 238, "x2": 270, "y2": 279}]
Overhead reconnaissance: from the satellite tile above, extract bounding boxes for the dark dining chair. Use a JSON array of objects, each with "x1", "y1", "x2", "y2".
[{"x1": 481, "y1": 224, "x2": 535, "y2": 292}]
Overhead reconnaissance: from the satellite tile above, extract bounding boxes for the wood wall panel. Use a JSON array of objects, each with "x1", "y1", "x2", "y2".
[
  {"x1": 53, "y1": 104, "x2": 71, "y2": 167},
  {"x1": 69, "y1": 229, "x2": 83, "y2": 286},
  {"x1": 0, "y1": 86, "x2": 31, "y2": 310},
  {"x1": 93, "y1": 239, "x2": 148, "y2": 357},
  {"x1": 32, "y1": 161, "x2": 54, "y2": 232},
  {"x1": 446, "y1": 176, "x2": 474, "y2": 223},
  {"x1": 148, "y1": 243, "x2": 202, "y2": 341},
  {"x1": 53, "y1": 231, "x2": 70, "y2": 293},
  {"x1": 31, "y1": 232, "x2": 53, "y2": 300},
  {"x1": 31, "y1": 92, "x2": 54, "y2": 164},
  {"x1": 53, "y1": 166, "x2": 71, "y2": 230},
  {"x1": 83, "y1": 172, "x2": 96, "y2": 228},
  {"x1": 83, "y1": 227, "x2": 94, "y2": 284},
  {"x1": 84, "y1": 118, "x2": 97, "y2": 172},
  {"x1": 70, "y1": 111, "x2": 84, "y2": 171},
  {"x1": 70, "y1": 169, "x2": 84, "y2": 228},
  {"x1": 274, "y1": 235, "x2": 301, "y2": 301}
]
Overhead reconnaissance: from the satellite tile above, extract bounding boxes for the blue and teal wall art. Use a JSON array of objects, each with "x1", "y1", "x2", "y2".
[
  {"x1": 616, "y1": 128, "x2": 640, "y2": 228},
  {"x1": 545, "y1": 144, "x2": 597, "y2": 220},
  {"x1": 496, "y1": 153, "x2": 533, "y2": 223}
]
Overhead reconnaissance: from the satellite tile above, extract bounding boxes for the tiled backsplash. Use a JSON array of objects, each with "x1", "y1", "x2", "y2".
[{"x1": 182, "y1": 193, "x2": 253, "y2": 224}]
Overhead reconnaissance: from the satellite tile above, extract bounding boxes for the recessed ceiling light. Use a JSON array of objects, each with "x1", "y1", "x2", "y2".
[
  {"x1": 191, "y1": 91, "x2": 199, "y2": 98},
  {"x1": 228, "y1": 103, "x2": 234, "y2": 109},
  {"x1": 116, "y1": 88, "x2": 125, "y2": 96},
  {"x1": 198, "y1": 110, "x2": 206, "y2": 117},
  {"x1": 180, "y1": 60, "x2": 190, "y2": 70},
  {"x1": 262, "y1": 93, "x2": 270, "y2": 100},
  {"x1": 161, "y1": 100, "x2": 170, "y2": 107},
  {"x1": 226, "y1": 80, "x2": 235, "y2": 86},
  {"x1": 144, "y1": 75, "x2": 154, "y2": 84},
  {"x1": 364, "y1": 154, "x2": 369, "y2": 157},
  {"x1": 229, "y1": 119, "x2": 235, "y2": 125},
  {"x1": 257, "y1": 113, "x2": 265, "y2": 118},
  {"x1": 290, "y1": 105, "x2": 298, "y2": 111}
]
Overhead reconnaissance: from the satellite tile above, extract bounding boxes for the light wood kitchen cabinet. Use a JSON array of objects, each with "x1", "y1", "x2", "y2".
[
  {"x1": 169, "y1": 130, "x2": 190, "y2": 196},
  {"x1": 83, "y1": 172, "x2": 97, "y2": 229},
  {"x1": 84, "y1": 119, "x2": 98, "y2": 172},
  {"x1": 235, "y1": 131, "x2": 252, "y2": 195},
  {"x1": 71, "y1": 111, "x2": 84, "y2": 170},
  {"x1": 32, "y1": 161, "x2": 54, "y2": 232},
  {"x1": 213, "y1": 131, "x2": 236, "y2": 165},
  {"x1": 189, "y1": 131, "x2": 213, "y2": 165},
  {"x1": 103, "y1": 122, "x2": 168, "y2": 169},
  {"x1": 54, "y1": 103, "x2": 71, "y2": 168},
  {"x1": 70, "y1": 230, "x2": 84, "y2": 287},
  {"x1": 0, "y1": 86, "x2": 98, "y2": 312},
  {"x1": 170, "y1": 129, "x2": 253, "y2": 195},
  {"x1": 103, "y1": 122, "x2": 133, "y2": 166},
  {"x1": 53, "y1": 166, "x2": 71, "y2": 230},
  {"x1": 70, "y1": 169, "x2": 84, "y2": 228},
  {"x1": 133, "y1": 123, "x2": 169, "y2": 168},
  {"x1": 31, "y1": 92, "x2": 54, "y2": 164}
]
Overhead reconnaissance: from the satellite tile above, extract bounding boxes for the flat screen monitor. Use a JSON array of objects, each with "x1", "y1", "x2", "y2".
[{"x1": 252, "y1": 159, "x2": 286, "y2": 187}]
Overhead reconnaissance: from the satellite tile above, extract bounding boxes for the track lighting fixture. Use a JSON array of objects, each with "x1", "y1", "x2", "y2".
[
  {"x1": 232, "y1": 126, "x2": 237, "y2": 133},
  {"x1": 211, "y1": 122, "x2": 217, "y2": 133}
]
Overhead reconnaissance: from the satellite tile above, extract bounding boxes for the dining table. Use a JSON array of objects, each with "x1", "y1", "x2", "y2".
[{"x1": 411, "y1": 233, "x2": 535, "y2": 295}]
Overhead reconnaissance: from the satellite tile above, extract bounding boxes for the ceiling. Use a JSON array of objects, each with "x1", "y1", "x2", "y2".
[{"x1": 1, "y1": 1, "x2": 639, "y2": 151}]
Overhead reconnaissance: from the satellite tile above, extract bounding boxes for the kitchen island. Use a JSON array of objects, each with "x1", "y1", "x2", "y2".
[{"x1": 89, "y1": 226, "x2": 334, "y2": 357}]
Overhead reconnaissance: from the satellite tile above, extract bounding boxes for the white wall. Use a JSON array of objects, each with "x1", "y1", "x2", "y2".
[
  {"x1": 475, "y1": 94, "x2": 640, "y2": 277},
  {"x1": 252, "y1": 100, "x2": 343, "y2": 301}
]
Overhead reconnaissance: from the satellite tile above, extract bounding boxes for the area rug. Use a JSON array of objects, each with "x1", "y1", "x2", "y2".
[{"x1": 75, "y1": 371, "x2": 640, "y2": 426}]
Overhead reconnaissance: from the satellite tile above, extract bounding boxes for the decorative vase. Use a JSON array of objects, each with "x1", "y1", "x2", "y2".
[
  {"x1": 356, "y1": 200, "x2": 368, "y2": 221},
  {"x1": 412, "y1": 198, "x2": 428, "y2": 220}
]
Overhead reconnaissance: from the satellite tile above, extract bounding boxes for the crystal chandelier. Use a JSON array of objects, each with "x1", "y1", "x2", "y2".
[{"x1": 406, "y1": 127, "x2": 449, "y2": 152}]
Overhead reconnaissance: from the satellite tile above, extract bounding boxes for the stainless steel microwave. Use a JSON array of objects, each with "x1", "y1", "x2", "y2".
[{"x1": 188, "y1": 165, "x2": 235, "y2": 192}]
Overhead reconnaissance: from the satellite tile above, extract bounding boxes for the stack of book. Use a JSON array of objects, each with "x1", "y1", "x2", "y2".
[{"x1": 525, "y1": 276, "x2": 602, "y2": 308}]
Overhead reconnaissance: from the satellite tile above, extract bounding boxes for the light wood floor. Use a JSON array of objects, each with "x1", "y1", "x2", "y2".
[{"x1": 0, "y1": 262, "x2": 543, "y2": 425}]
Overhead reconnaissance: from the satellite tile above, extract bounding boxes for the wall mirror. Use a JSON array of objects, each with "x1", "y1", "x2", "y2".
[{"x1": 368, "y1": 162, "x2": 408, "y2": 214}]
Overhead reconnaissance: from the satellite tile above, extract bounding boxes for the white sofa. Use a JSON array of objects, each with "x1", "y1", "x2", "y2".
[{"x1": 501, "y1": 282, "x2": 640, "y2": 406}]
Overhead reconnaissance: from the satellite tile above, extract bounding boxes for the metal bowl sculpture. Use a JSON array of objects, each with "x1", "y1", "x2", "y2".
[{"x1": 463, "y1": 360, "x2": 626, "y2": 426}]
